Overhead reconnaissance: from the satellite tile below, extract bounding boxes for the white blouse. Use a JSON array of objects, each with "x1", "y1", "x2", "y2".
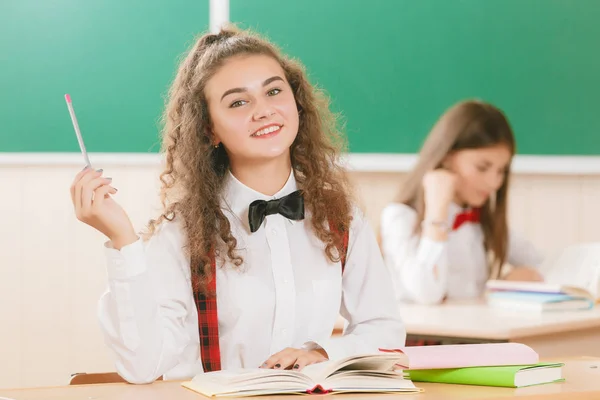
[
  {"x1": 98, "y1": 171, "x2": 405, "y2": 383},
  {"x1": 380, "y1": 202, "x2": 543, "y2": 305}
]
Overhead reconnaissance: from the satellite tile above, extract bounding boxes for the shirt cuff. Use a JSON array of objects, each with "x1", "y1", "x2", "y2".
[
  {"x1": 104, "y1": 237, "x2": 147, "y2": 280},
  {"x1": 308, "y1": 336, "x2": 352, "y2": 362},
  {"x1": 416, "y1": 236, "x2": 446, "y2": 271},
  {"x1": 301, "y1": 341, "x2": 323, "y2": 352}
]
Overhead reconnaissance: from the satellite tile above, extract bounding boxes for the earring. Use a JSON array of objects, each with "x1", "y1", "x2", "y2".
[{"x1": 214, "y1": 143, "x2": 219, "y2": 149}]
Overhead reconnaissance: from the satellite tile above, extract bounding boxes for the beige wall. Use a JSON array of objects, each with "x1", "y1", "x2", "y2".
[{"x1": 1, "y1": 164, "x2": 599, "y2": 388}]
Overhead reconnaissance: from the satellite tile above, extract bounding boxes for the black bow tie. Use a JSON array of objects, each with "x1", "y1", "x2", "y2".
[{"x1": 248, "y1": 190, "x2": 305, "y2": 233}]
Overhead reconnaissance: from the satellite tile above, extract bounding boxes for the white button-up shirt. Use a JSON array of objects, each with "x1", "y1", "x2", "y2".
[
  {"x1": 99, "y1": 171, "x2": 405, "y2": 383},
  {"x1": 380, "y1": 202, "x2": 543, "y2": 305}
]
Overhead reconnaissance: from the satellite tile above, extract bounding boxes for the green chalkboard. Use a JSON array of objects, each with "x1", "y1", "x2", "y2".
[
  {"x1": 231, "y1": 0, "x2": 600, "y2": 155},
  {"x1": 1, "y1": 0, "x2": 599, "y2": 154},
  {"x1": 0, "y1": 0, "x2": 208, "y2": 153}
]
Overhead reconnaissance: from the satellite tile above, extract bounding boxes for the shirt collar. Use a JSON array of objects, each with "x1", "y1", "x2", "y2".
[
  {"x1": 222, "y1": 168, "x2": 299, "y2": 233},
  {"x1": 448, "y1": 202, "x2": 477, "y2": 224}
]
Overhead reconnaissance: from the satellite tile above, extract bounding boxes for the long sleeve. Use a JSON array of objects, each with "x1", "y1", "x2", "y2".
[
  {"x1": 316, "y1": 210, "x2": 406, "y2": 360},
  {"x1": 380, "y1": 203, "x2": 448, "y2": 304},
  {"x1": 97, "y1": 220, "x2": 195, "y2": 384},
  {"x1": 507, "y1": 230, "x2": 544, "y2": 268}
]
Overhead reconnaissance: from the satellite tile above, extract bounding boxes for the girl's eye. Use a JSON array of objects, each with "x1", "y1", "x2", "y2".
[
  {"x1": 476, "y1": 165, "x2": 488, "y2": 173},
  {"x1": 267, "y1": 88, "x2": 281, "y2": 96},
  {"x1": 230, "y1": 100, "x2": 247, "y2": 108}
]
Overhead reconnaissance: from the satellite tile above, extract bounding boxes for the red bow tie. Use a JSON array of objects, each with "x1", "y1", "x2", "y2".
[{"x1": 453, "y1": 208, "x2": 481, "y2": 230}]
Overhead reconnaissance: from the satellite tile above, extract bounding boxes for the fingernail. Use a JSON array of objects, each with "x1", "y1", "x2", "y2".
[
  {"x1": 105, "y1": 177, "x2": 112, "y2": 181},
  {"x1": 113, "y1": 188, "x2": 118, "y2": 192},
  {"x1": 81, "y1": 166, "x2": 89, "y2": 171},
  {"x1": 293, "y1": 364, "x2": 299, "y2": 369},
  {"x1": 274, "y1": 364, "x2": 281, "y2": 369},
  {"x1": 96, "y1": 169, "x2": 103, "y2": 173}
]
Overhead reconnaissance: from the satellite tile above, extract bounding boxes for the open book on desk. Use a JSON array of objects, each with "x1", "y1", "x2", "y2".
[
  {"x1": 486, "y1": 241, "x2": 600, "y2": 311},
  {"x1": 182, "y1": 353, "x2": 420, "y2": 397},
  {"x1": 541, "y1": 242, "x2": 600, "y2": 300},
  {"x1": 182, "y1": 343, "x2": 540, "y2": 397},
  {"x1": 491, "y1": 241, "x2": 600, "y2": 304}
]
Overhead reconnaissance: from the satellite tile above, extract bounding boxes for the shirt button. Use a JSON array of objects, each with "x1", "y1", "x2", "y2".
[
  {"x1": 271, "y1": 228, "x2": 277, "y2": 236},
  {"x1": 282, "y1": 329, "x2": 287, "y2": 335}
]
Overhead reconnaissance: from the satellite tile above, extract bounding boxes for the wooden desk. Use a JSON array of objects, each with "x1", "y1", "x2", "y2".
[
  {"x1": 1, "y1": 358, "x2": 599, "y2": 400},
  {"x1": 397, "y1": 301, "x2": 600, "y2": 357}
]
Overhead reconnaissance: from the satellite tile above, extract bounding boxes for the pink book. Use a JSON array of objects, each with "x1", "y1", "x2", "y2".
[{"x1": 381, "y1": 343, "x2": 539, "y2": 370}]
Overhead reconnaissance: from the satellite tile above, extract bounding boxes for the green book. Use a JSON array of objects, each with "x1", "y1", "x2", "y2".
[{"x1": 408, "y1": 363, "x2": 564, "y2": 388}]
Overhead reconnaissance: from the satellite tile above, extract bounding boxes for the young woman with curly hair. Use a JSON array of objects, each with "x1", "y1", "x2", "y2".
[{"x1": 70, "y1": 27, "x2": 404, "y2": 384}]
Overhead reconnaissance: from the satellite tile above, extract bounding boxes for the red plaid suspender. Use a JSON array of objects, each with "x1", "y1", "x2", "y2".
[
  {"x1": 334, "y1": 221, "x2": 349, "y2": 273},
  {"x1": 193, "y1": 252, "x2": 222, "y2": 373},
  {"x1": 193, "y1": 221, "x2": 349, "y2": 372}
]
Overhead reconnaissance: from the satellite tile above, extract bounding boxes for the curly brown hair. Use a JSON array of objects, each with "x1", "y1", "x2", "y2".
[{"x1": 146, "y1": 26, "x2": 353, "y2": 293}]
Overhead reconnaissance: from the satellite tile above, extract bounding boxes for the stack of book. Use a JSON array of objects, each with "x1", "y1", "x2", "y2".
[
  {"x1": 396, "y1": 343, "x2": 563, "y2": 388},
  {"x1": 485, "y1": 280, "x2": 596, "y2": 312}
]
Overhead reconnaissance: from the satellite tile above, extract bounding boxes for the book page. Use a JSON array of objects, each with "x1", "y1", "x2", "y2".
[
  {"x1": 541, "y1": 243, "x2": 600, "y2": 300},
  {"x1": 183, "y1": 368, "x2": 313, "y2": 397},
  {"x1": 325, "y1": 372, "x2": 418, "y2": 392},
  {"x1": 301, "y1": 354, "x2": 407, "y2": 383}
]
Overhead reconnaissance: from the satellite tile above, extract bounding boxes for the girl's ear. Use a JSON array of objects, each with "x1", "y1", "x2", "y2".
[{"x1": 206, "y1": 127, "x2": 221, "y2": 147}]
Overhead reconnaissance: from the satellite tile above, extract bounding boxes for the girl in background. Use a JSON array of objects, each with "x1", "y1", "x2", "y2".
[{"x1": 381, "y1": 100, "x2": 543, "y2": 306}]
